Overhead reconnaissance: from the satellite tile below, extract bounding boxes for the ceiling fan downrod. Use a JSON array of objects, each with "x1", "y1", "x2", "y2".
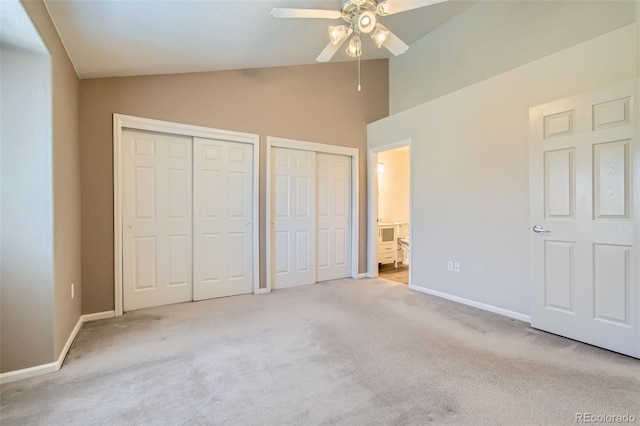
[{"x1": 358, "y1": 55, "x2": 361, "y2": 92}]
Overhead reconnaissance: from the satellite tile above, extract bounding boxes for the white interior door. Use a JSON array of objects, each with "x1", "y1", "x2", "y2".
[
  {"x1": 317, "y1": 153, "x2": 352, "y2": 282},
  {"x1": 123, "y1": 129, "x2": 192, "y2": 311},
  {"x1": 193, "y1": 138, "x2": 254, "y2": 300},
  {"x1": 272, "y1": 147, "x2": 316, "y2": 288},
  {"x1": 530, "y1": 80, "x2": 639, "y2": 358}
]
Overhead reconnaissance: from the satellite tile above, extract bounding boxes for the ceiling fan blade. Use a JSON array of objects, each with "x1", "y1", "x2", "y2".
[
  {"x1": 316, "y1": 28, "x2": 353, "y2": 62},
  {"x1": 271, "y1": 8, "x2": 343, "y2": 19},
  {"x1": 379, "y1": 0, "x2": 448, "y2": 15},
  {"x1": 380, "y1": 26, "x2": 409, "y2": 56}
]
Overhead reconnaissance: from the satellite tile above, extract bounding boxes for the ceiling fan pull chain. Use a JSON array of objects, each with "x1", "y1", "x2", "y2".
[{"x1": 358, "y1": 55, "x2": 362, "y2": 92}]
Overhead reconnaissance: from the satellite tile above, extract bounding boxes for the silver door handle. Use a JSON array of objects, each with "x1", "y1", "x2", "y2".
[{"x1": 532, "y1": 225, "x2": 550, "y2": 234}]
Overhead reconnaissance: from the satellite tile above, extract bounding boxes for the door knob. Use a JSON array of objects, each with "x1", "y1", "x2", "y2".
[{"x1": 532, "y1": 225, "x2": 550, "y2": 234}]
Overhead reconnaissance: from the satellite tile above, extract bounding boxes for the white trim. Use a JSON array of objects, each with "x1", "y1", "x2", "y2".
[
  {"x1": 81, "y1": 310, "x2": 116, "y2": 322},
  {"x1": 409, "y1": 284, "x2": 532, "y2": 323},
  {"x1": 113, "y1": 114, "x2": 260, "y2": 316},
  {"x1": 0, "y1": 362, "x2": 58, "y2": 385},
  {"x1": 268, "y1": 136, "x2": 359, "y2": 157},
  {"x1": 358, "y1": 273, "x2": 369, "y2": 279},
  {"x1": 367, "y1": 139, "x2": 412, "y2": 281},
  {"x1": 0, "y1": 310, "x2": 116, "y2": 384},
  {"x1": 257, "y1": 288, "x2": 272, "y2": 294},
  {"x1": 266, "y1": 136, "x2": 360, "y2": 291},
  {"x1": 55, "y1": 314, "x2": 84, "y2": 368}
]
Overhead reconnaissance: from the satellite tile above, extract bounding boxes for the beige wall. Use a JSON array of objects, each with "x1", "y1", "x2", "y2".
[
  {"x1": 0, "y1": 0, "x2": 81, "y2": 373},
  {"x1": 24, "y1": 0, "x2": 82, "y2": 365},
  {"x1": 369, "y1": 24, "x2": 637, "y2": 317},
  {"x1": 80, "y1": 60, "x2": 388, "y2": 314}
]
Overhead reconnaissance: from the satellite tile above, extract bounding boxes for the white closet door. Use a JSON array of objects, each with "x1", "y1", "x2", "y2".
[
  {"x1": 317, "y1": 153, "x2": 352, "y2": 282},
  {"x1": 193, "y1": 138, "x2": 254, "y2": 300},
  {"x1": 272, "y1": 147, "x2": 316, "y2": 288},
  {"x1": 123, "y1": 129, "x2": 192, "y2": 311}
]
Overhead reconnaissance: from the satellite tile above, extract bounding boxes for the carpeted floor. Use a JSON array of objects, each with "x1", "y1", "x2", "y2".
[{"x1": 1, "y1": 278, "x2": 639, "y2": 425}]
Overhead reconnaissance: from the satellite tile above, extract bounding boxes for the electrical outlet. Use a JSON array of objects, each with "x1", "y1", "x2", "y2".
[
  {"x1": 71, "y1": 283, "x2": 75, "y2": 299},
  {"x1": 447, "y1": 261, "x2": 453, "y2": 272},
  {"x1": 454, "y1": 262, "x2": 461, "y2": 273}
]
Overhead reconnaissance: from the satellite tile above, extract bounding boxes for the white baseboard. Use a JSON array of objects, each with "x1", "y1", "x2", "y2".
[
  {"x1": 81, "y1": 310, "x2": 115, "y2": 322},
  {"x1": 0, "y1": 362, "x2": 58, "y2": 385},
  {"x1": 54, "y1": 314, "x2": 84, "y2": 370},
  {"x1": 0, "y1": 310, "x2": 116, "y2": 385},
  {"x1": 409, "y1": 284, "x2": 532, "y2": 323},
  {"x1": 358, "y1": 273, "x2": 370, "y2": 279},
  {"x1": 257, "y1": 288, "x2": 271, "y2": 294}
]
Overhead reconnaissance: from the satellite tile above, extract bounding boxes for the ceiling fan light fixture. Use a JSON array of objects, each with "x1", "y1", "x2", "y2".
[
  {"x1": 350, "y1": 0, "x2": 367, "y2": 5},
  {"x1": 346, "y1": 34, "x2": 362, "y2": 58},
  {"x1": 328, "y1": 25, "x2": 348, "y2": 45},
  {"x1": 356, "y1": 11, "x2": 376, "y2": 34},
  {"x1": 370, "y1": 24, "x2": 390, "y2": 48}
]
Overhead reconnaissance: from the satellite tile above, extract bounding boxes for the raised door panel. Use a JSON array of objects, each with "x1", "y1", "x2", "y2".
[
  {"x1": 593, "y1": 244, "x2": 630, "y2": 326},
  {"x1": 544, "y1": 149, "x2": 575, "y2": 219},
  {"x1": 593, "y1": 140, "x2": 630, "y2": 219},
  {"x1": 543, "y1": 241, "x2": 574, "y2": 313}
]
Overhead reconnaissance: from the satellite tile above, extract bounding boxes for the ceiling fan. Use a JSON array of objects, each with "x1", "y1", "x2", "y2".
[{"x1": 271, "y1": 0, "x2": 448, "y2": 62}]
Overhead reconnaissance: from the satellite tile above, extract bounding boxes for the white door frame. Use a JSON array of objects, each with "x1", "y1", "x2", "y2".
[
  {"x1": 266, "y1": 136, "x2": 359, "y2": 291},
  {"x1": 367, "y1": 139, "x2": 412, "y2": 282},
  {"x1": 113, "y1": 114, "x2": 260, "y2": 316}
]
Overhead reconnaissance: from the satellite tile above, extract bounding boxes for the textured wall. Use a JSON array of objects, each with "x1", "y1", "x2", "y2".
[{"x1": 79, "y1": 60, "x2": 389, "y2": 314}]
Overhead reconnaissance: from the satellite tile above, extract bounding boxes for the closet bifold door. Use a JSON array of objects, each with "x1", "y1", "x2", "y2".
[
  {"x1": 122, "y1": 129, "x2": 193, "y2": 311},
  {"x1": 272, "y1": 147, "x2": 317, "y2": 289},
  {"x1": 192, "y1": 137, "x2": 254, "y2": 300}
]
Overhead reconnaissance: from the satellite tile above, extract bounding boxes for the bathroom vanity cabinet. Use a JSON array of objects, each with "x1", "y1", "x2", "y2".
[{"x1": 377, "y1": 225, "x2": 397, "y2": 267}]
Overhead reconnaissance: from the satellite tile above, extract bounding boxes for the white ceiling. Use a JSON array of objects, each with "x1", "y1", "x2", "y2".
[{"x1": 43, "y1": 0, "x2": 476, "y2": 79}]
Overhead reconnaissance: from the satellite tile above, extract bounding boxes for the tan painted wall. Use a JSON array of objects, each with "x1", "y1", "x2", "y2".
[
  {"x1": 22, "y1": 0, "x2": 82, "y2": 366},
  {"x1": 25, "y1": 1, "x2": 82, "y2": 366},
  {"x1": 80, "y1": 60, "x2": 388, "y2": 314},
  {"x1": 0, "y1": 1, "x2": 81, "y2": 373}
]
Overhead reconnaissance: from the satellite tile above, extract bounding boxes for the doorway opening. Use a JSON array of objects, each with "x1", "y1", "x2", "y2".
[{"x1": 373, "y1": 144, "x2": 410, "y2": 285}]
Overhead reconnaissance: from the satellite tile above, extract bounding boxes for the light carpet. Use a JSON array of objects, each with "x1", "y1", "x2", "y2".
[{"x1": 1, "y1": 278, "x2": 639, "y2": 425}]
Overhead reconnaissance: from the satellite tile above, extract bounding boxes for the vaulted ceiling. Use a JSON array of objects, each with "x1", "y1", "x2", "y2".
[{"x1": 43, "y1": 0, "x2": 476, "y2": 78}]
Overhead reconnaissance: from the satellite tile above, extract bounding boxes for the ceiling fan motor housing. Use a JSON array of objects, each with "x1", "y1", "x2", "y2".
[{"x1": 341, "y1": 0, "x2": 379, "y2": 24}]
